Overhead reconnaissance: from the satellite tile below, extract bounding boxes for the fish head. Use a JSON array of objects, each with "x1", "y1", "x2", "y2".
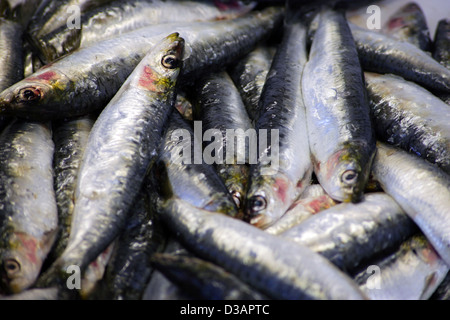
[
  {"x1": 136, "y1": 33, "x2": 185, "y2": 95},
  {"x1": 221, "y1": 164, "x2": 250, "y2": 215},
  {"x1": 318, "y1": 143, "x2": 375, "y2": 203},
  {"x1": 245, "y1": 173, "x2": 295, "y2": 229},
  {"x1": 0, "y1": 232, "x2": 44, "y2": 294},
  {"x1": 0, "y1": 69, "x2": 71, "y2": 119}
]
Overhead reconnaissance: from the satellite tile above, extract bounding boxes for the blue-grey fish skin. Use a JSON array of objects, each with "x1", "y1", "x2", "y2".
[
  {"x1": 433, "y1": 19, "x2": 450, "y2": 70},
  {"x1": 38, "y1": 34, "x2": 184, "y2": 289},
  {"x1": 228, "y1": 45, "x2": 274, "y2": 122},
  {"x1": 302, "y1": 8, "x2": 375, "y2": 204},
  {"x1": 0, "y1": 7, "x2": 284, "y2": 121},
  {"x1": 153, "y1": 110, "x2": 239, "y2": 217},
  {"x1": 0, "y1": 120, "x2": 57, "y2": 294},
  {"x1": 365, "y1": 72, "x2": 450, "y2": 175},
  {"x1": 160, "y1": 197, "x2": 367, "y2": 300},
  {"x1": 150, "y1": 253, "x2": 268, "y2": 300},
  {"x1": 372, "y1": 142, "x2": 450, "y2": 267},
  {"x1": 432, "y1": 19, "x2": 450, "y2": 104},
  {"x1": 244, "y1": 16, "x2": 313, "y2": 229},
  {"x1": 0, "y1": 18, "x2": 23, "y2": 133},
  {"x1": 96, "y1": 189, "x2": 167, "y2": 300},
  {"x1": 350, "y1": 23, "x2": 450, "y2": 93},
  {"x1": 192, "y1": 71, "x2": 253, "y2": 211},
  {"x1": 280, "y1": 193, "x2": 418, "y2": 272},
  {"x1": 37, "y1": 0, "x2": 257, "y2": 63},
  {"x1": 382, "y1": 2, "x2": 432, "y2": 52},
  {"x1": 49, "y1": 116, "x2": 95, "y2": 264},
  {"x1": 353, "y1": 235, "x2": 449, "y2": 300},
  {"x1": 143, "y1": 238, "x2": 195, "y2": 301}
]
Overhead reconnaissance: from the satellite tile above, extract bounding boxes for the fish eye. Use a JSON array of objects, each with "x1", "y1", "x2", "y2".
[
  {"x1": 3, "y1": 259, "x2": 21, "y2": 277},
  {"x1": 342, "y1": 170, "x2": 358, "y2": 185},
  {"x1": 18, "y1": 87, "x2": 41, "y2": 102},
  {"x1": 161, "y1": 54, "x2": 179, "y2": 69},
  {"x1": 249, "y1": 195, "x2": 267, "y2": 214}
]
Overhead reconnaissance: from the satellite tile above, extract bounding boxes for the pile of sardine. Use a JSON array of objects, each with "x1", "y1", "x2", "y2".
[{"x1": 0, "y1": 0, "x2": 449, "y2": 300}]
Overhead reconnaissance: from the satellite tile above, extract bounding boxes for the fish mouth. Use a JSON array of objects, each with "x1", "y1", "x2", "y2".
[{"x1": 248, "y1": 213, "x2": 272, "y2": 229}]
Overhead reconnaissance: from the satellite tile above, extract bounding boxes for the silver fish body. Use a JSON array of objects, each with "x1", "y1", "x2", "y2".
[
  {"x1": 192, "y1": 71, "x2": 253, "y2": 211},
  {"x1": 160, "y1": 197, "x2": 367, "y2": 300},
  {"x1": 40, "y1": 33, "x2": 184, "y2": 286},
  {"x1": 0, "y1": 7, "x2": 284, "y2": 121},
  {"x1": 354, "y1": 235, "x2": 449, "y2": 300},
  {"x1": 0, "y1": 120, "x2": 57, "y2": 294},
  {"x1": 350, "y1": 23, "x2": 450, "y2": 93},
  {"x1": 365, "y1": 72, "x2": 450, "y2": 175},
  {"x1": 433, "y1": 18, "x2": 450, "y2": 70},
  {"x1": 303, "y1": 9, "x2": 376, "y2": 203},
  {"x1": 37, "y1": 0, "x2": 256, "y2": 63},
  {"x1": 244, "y1": 17, "x2": 313, "y2": 229},
  {"x1": 280, "y1": 193, "x2": 418, "y2": 272},
  {"x1": 228, "y1": 45, "x2": 274, "y2": 122},
  {"x1": 49, "y1": 116, "x2": 95, "y2": 263},
  {"x1": 372, "y1": 142, "x2": 450, "y2": 266},
  {"x1": 150, "y1": 253, "x2": 268, "y2": 300},
  {"x1": 153, "y1": 110, "x2": 239, "y2": 217}
]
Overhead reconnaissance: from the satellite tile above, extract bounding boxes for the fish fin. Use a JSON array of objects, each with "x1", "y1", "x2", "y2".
[{"x1": 419, "y1": 272, "x2": 439, "y2": 300}]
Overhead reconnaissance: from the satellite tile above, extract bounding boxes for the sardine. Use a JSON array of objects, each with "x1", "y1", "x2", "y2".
[
  {"x1": 192, "y1": 71, "x2": 253, "y2": 211},
  {"x1": 349, "y1": 23, "x2": 450, "y2": 93},
  {"x1": 433, "y1": 19, "x2": 450, "y2": 70},
  {"x1": 96, "y1": 189, "x2": 167, "y2": 300},
  {"x1": 26, "y1": 0, "x2": 114, "y2": 40},
  {"x1": 228, "y1": 45, "x2": 273, "y2": 122},
  {"x1": 142, "y1": 237, "x2": 194, "y2": 301},
  {"x1": 49, "y1": 116, "x2": 95, "y2": 263},
  {"x1": 382, "y1": 2, "x2": 432, "y2": 52},
  {"x1": 38, "y1": 33, "x2": 184, "y2": 287},
  {"x1": 433, "y1": 19, "x2": 450, "y2": 105},
  {"x1": 37, "y1": 0, "x2": 257, "y2": 63},
  {"x1": 160, "y1": 196, "x2": 367, "y2": 300},
  {"x1": 152, "y1": 110, "x2": 239, "y2": 217},
  {"x1": 244, "y1": 15, "x2": 313, "y2": 229},
  {"x1": 0, "y1": 17, "x2": 24, "y2": 133},
  {"x1": 0, "y1": 120, "x2": 58, "y2": 294},
  {"x1": 0, "y1": 7, "x2": 284, "y2": 121},
  {"x1": 372, "y1": 142, "x2": 450, "y2": 266},
  {"x1": 150, "y1": 253, "x2": 268, "y2": 300},
  {"x1": 280, "y1": 193, "x2": 418, "y2": 272},
  {"x1": 302, "y1": 8, "x2": 375, "y2": 203},
  {"x1": 365, "y1": 72, "x2": 450, "y2": 175},
  {"x1": 353, "y1": 235, "x2": 449, "y2": 300}
]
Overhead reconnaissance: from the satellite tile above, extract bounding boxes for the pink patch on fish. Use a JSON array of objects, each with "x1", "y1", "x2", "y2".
[
  {"x1": 15, "y1": 233, "x2": 38, "y2": 265},
  {"x1": 422, "y1": 244, "x2": 440, "y2": 266},
  {"x1": 388, "y1": 17, "x2": 406, "y2": 30},
  {"x1": 27, "y1": 71, "x2": 58, "y2": 83},
  {"x1": 138, "y1": 65, "x2": 158, "y2": 91},
  {"x1": 273, "y1": 177, "x2": 289, "y2": 203},
  {"x1": 306, "y1": 196, "x2": 333, "y2": 213}
]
